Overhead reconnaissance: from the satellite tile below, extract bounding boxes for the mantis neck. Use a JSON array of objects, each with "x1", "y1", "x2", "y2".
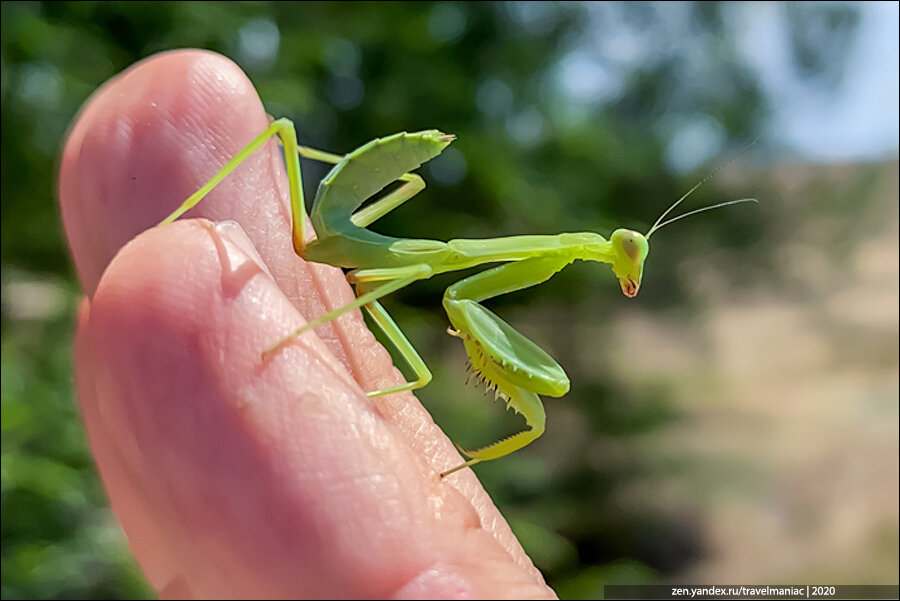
[{"x1": 435, "y1": 232, "x2": 615, "y2": 274}]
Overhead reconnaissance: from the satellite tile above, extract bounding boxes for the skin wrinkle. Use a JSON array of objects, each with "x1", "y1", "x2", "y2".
[
  {"x1": 284, "y1": 274, "x2": 468, "y2": 592},
  {"x1": 77, "y1": 302, "x2": 148, "y2": 522},
  {"x1": 78, "y1": 339, "x2": 182, "y2": 591},
  {"x1": 264, "y1": 348, "x2": 361, "y2": 426},
  {"x1": 282, "y1": 143, "x2": 382, "y2": 384},
  {"x1": 232, "y1": 240, "x2": 486, "y2": 596},
  {"x1": 207, "y1": 95, "x2": 364, "y2": 376},
  {"x1": 62, "y1": 125, "x2": 111, "y2": 292},
  {"x1": 95, "y1": 241, "x2": 227, "y2": 558},
  {"x1": 81, "y1": 308, "x2": 180, "y2": 590},
  {"x1": 299, "y1": 246, "x2": 361, "y2": 376}
]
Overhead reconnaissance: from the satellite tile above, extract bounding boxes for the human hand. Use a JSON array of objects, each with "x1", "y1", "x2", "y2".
[{"x1": 59, "y1": 50, "x2": 555, "y2": 599}]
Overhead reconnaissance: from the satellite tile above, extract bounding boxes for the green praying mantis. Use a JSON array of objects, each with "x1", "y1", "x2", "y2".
[{"x1": 160, "y1": 118, "x2": 755, "y2": 478}]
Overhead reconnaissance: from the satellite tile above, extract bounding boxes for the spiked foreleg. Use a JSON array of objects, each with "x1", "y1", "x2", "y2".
[{"x1": 440, "y1": 387, "x2": 545, "y2": 478}]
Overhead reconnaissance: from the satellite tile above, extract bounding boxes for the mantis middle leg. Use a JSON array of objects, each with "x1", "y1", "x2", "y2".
[
  {"x1": 354, "y1": 296, "x2": 432, "y2": 397},
  {"x1": 264, "y1": 264, "x2": 435, "y2": 397},
  {"x1": 159, "y1": 119, "x2": 427, "y2": 246},
  {"x1": 159, "y1": 118, "x2": 308, "y2": 252}
]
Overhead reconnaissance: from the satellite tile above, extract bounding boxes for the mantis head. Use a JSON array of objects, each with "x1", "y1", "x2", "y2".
[
  {"x1": 607, "y1": 190, "x2": 756, "y2": 299},
  {"x1": 613, "y1": 140, "x2": 761, "y2": 298},
  {"x1": 610, "y1": 229, "x2": 649, "y2": 298}
]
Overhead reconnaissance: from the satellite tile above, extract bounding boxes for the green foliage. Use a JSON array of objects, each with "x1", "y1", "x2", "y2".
[
  {"x1": 1, "y1": 273, "x2": 151, "y2": 599},
  {"x1": 1, "y1": 2, "x2": 861, "y2": 598}
]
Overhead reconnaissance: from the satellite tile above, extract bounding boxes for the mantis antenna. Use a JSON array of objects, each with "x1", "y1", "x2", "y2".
[{"x1": 645, "y1": 138, "x2": 760, "y2": 239}]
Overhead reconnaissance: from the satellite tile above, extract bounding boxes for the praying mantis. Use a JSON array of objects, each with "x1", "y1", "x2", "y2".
[{"x1": 160, "y1": 118, "x2": 755, "y2": 477}]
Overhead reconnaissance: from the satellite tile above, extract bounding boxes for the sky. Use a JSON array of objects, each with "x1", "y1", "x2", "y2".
[
  {"x1": 232, "y1": 2, "x2": 900, "y2": 170},
  {"x1": 739, "y1": 1, "x2": 900, "y2": 163},
  {"x1": 555, "y1": 1, "x2": 900, "y2": 171}
]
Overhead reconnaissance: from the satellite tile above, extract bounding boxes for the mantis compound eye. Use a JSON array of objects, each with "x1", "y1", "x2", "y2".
[
  {"x1": 612, "y1": 229, "x2": 649, "y2": 263},
  {"x1": 622, "y1": 234, "x2": 639, "y2": 261}
]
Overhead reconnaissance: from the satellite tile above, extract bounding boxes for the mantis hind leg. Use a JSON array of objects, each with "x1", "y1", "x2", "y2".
[
  {"x1": 440, "y1": 388, "x2": 546, "y2": 478},
  {"x1": 158, "y1": 118, "x2": 308, "y2": 253}
]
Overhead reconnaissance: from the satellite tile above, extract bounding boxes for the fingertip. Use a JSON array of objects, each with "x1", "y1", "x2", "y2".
[
  {"x1": 58, "y1": 49, "x2": 384, "y2": 385},
  {"x1": 59, "y1": 50, "x2": 270, "y2": 296}
]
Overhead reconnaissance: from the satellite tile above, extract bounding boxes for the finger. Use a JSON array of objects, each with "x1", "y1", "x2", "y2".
[
  {"x1": 60, "y1": 49, "x2": 288, "y2": 296},
  {"x1": 79, "y1": 219, "x2": 554, "y2": 598},
  {"x1": 58, "y1": 49, "x2": 372, "y2": 378}
]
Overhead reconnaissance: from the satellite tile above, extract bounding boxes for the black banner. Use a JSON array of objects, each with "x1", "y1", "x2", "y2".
[{"x1": 602, "y1": 585, "x2": 899, "y2": 600}]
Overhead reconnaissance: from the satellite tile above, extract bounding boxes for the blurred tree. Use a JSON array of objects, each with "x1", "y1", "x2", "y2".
[{"x1": 1, "y1": 2, "x2": 860, "y2": 598}]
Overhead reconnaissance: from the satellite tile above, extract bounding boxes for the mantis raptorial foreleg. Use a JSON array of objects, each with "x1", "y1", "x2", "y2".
[
  {"x1": 438, "y1": 257, "x2": 572, "y2": 476},
  {"x1": 445, "y1": 256, "x2": 571, "y2": 305},
  {"x1": 440, "y1": 389, "x2": 545, "y2": 477}
]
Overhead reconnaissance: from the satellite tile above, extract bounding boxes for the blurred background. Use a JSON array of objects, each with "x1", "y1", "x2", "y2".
[{"x1": 2, "y1": 1, "x2": 897, "y2": 598}]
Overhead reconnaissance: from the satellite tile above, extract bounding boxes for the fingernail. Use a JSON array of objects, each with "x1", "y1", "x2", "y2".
[{"x1": 213, "y1": 220, "x2": 273, "y2": 278}]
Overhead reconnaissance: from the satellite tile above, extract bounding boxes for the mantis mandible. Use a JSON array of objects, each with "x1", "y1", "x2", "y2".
[{"x1": 160, "y1": 118, "x2": 755, "y2": 477}]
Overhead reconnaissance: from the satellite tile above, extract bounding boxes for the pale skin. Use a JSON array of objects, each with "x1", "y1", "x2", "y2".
[{"x1": 160, "y1": 114, "x2": 753, "y2": 478}]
